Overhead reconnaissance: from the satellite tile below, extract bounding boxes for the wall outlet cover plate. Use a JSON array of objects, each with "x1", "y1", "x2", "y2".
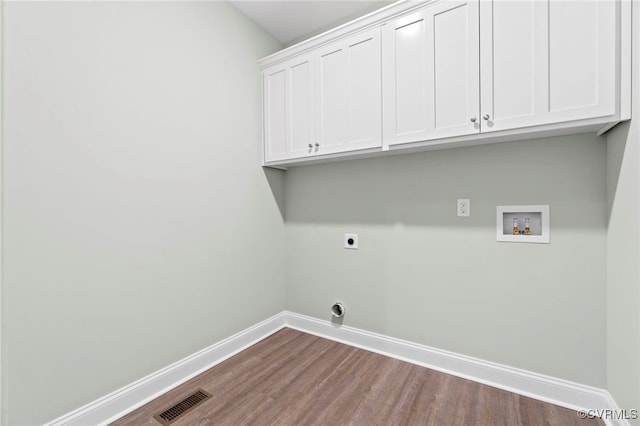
[
  {"x1": 344, "y1": 234, "x2": 358, "y2": 249},
  {"x1": 457, "y1": 199, "x2": 470, "y2": 217}
]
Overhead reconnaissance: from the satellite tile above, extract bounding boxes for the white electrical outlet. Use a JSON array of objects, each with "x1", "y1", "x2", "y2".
[
  {"x1": 344, "y1": 234, "x2": 359, "y2": 249},
  {"x1": 457, "y1": 199, "x2": 470, "y2": 217}
]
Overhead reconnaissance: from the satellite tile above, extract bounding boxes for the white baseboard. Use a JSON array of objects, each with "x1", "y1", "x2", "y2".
[
  {"x1": 46, "y1": 310, "x2": 625, "y2": 426},
  {"x1": 601, "y1": 391, "x2": 633, "y2": 426},
  {"x1": 283, "y1": 311, "x2": 625, "y2": 426},
  {"x1": 45, "y1": 312, "x2": 287, "y2": 426}
]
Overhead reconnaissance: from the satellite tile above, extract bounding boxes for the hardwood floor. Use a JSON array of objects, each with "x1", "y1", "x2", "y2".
[{"x1": 112, "y1": 328, "x2": 603, "y2": 426}]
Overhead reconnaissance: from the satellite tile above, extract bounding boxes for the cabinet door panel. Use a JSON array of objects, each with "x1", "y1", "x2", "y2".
[
  {"x1": 263, "y1": 68, "x2": 287, "y2": 162},
  {"x1": 384, "y1": 1, "x2": 479, "y2": 146},
  {"x1": 289, "y1": 58, "x2": 314, "y2": 156},
  {"x1": 481, "y1": 0, "x2": 616, "y2": 132},
  {"x1": 348, "y1": 35, "x2": 381, "y2": 146},
  {"x1": 485, "y1": 1, "x2": 544, "y2": 127},
  {"x1": 480, "y1": 0, "x2": 549, "y2": 132},
  {"x1": 548, "y1": 0, "x2": 614, "y2": 116},
  {"x1": 429, "y1": 2, "x2": 479, "y2": 135},
  {"x1": 317, "y1": 28, "x2": 381, "y2": 155},
  {"x1": 390, "y1": 17, "x2": 428, "y2": 139},
  {"x1": 549, "y1": 1, "x2": 597, "y2": 111},
  {"x1": 263, "y1": 56, "x2": 314, "y2": 163},
  {"x1": 318, "y1": 47, "x2": 349, "y2": 151}
]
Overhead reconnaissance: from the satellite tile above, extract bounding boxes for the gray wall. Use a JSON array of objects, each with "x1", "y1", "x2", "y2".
[
  {"x1": 2, "y1": 1, "x2": 638, "y2": 424},
  {"x1": 606, "y1": 1, "x2": 640, "y2": 421},
  {"x1": 1, "y1": 2, "x2": 284, "y2": 424},
  {"x1": 285, "y1": 135, "x2": 607, "y2": 387}
]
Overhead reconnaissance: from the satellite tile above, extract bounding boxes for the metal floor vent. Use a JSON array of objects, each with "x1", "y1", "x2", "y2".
[{"x1": 154, "y1": 389, "x2": 212, "y2": 425}]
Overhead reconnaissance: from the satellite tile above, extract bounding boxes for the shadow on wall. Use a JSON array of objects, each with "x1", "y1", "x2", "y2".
[
  {"x1": 263, "y1": 166, "x2": 286, "y2": 221},
  {"x1": 278, "y1": 134, "x2": 607, "y2": 230},
  {"x1": 605, "y1": 121, "x2": 631, "y2": 226}
]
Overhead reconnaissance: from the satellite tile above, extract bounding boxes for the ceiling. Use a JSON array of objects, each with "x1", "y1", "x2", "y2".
[{"x1": 229, "y1": 0, "x2": 394, "y2": 46}]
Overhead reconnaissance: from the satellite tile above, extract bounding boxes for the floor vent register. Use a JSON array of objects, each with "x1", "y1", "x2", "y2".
[{"x1": 153, "y1": 389, "x2": 212, "y2": 425}]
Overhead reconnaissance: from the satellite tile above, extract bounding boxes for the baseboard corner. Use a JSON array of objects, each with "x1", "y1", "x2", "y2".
[
  {"x1": 45, "y1": 311, "x2": 287, "y2": 426},
  {"x1": 282, "y1": 311, "x2": 615, "y2": 417},
  {"x1": 46, "y1": 310, "x2": 622, "y2": 426}
]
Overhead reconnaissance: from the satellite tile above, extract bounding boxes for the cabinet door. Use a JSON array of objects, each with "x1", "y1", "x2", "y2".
[
  {"x1": 383, "y1": 1, "x2": 480, "y2": 146},
  {"x1": 480, "y1": 0, "x2": 616, "y2": 133},
  {"x1": 263, "y1": 66, "x2": 288, "y2": 162},
  {"x1": 263, "y1": 56, "x2": 314, "y2": 163},
  {"x1": 316, "y1": 28, "x2": 382, "y2": 155},
  {"x1": 288, "y1": 57, "x2": 315, "y2": 157}
]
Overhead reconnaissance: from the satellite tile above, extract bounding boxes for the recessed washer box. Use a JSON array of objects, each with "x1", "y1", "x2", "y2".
[{"x1": 497, "y1": 205, "x2": 549, "y2": 244}]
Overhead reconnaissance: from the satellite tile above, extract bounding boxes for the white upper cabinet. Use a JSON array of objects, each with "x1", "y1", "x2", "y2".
[
  {"x1": 263, "y1": 66, "x2": 287, "y2": 162},
  {"x1": 479, "y1": 0, "x2": 616, "y2": 133},
  {"x1": 383, "y1": 1, "x2": 480, "y2": 145},
  {"x1": 384, "y1": 0, "x2": 620, "y2": 147},
  {"x1": 262, "y1": 28, "x2": 381, "y2": 163},
  {"x1": 263, "y1": 55, "x2": 314, "y2": 163},
  {"x1": 316, "y1": 28, "x2": 382, "y2": 155},
  {"x1": 261, "y1": 0, "x2": 629, "y2": 166}
]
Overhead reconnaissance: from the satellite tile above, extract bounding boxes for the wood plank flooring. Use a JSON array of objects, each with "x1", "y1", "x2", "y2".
[{"x1": 112, "y1": 328, "x2": 603, "y2": 426}]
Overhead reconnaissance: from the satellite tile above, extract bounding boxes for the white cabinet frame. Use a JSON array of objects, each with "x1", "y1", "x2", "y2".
[{"x1": 260, "y1": 0, "x2": 631, "y2": 168}]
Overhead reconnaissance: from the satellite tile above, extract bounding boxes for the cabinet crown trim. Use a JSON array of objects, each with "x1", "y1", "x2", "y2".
[{"x1": 259, "y1": 0, "x2": 433, "y2": 69}]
